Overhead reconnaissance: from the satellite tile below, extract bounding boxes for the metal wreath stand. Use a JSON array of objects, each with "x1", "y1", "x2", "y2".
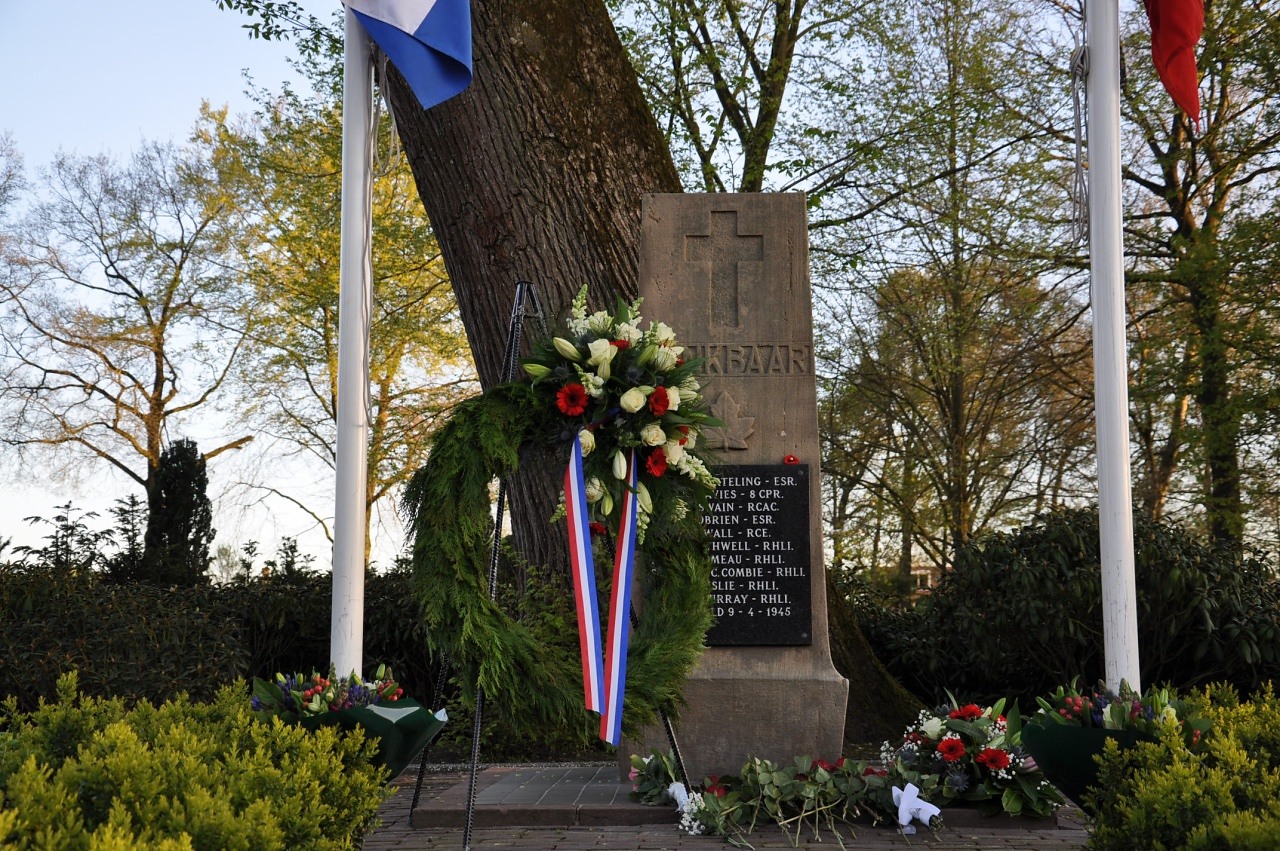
[{"x1": 407, "y1": 281, "x2": 693, "y2": 850}]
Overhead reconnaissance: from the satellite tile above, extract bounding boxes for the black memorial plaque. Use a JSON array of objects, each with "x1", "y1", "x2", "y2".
[{"x1": 703, "y1": 464, "x2": 812, "y2": 645}]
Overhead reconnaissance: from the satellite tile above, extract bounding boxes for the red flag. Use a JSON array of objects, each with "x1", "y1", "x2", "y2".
[{"x1": 1144, "y1": 0, "x2": 1204, "y2": 123}]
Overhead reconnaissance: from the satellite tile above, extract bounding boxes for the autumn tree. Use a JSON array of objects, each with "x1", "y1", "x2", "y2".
[{"x1": 0, "y1": 142, "x2": 253, "y2": 529}]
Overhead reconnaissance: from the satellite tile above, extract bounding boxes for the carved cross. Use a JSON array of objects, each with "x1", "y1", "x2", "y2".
[{"x1": 683, "y1": 211, "x2": 763, "y2": 330}]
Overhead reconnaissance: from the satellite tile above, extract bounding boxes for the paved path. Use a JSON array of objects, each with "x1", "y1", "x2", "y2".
[{"x1": 361, "y1": 766, "x2": 1091, "y2": 851}]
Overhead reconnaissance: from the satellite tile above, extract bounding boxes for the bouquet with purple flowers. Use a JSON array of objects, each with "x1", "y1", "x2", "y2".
[{"x1": 251, "y1": 664, "x2": 446, "y2": 779}]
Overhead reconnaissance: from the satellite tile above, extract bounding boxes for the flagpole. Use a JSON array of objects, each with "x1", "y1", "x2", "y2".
[
  {"x1": 331, "y1": 7, "x2": 374, "y2": 679},
  {"x1": 1086, "y1": 0, "x2": 1141, "y2": 691}
]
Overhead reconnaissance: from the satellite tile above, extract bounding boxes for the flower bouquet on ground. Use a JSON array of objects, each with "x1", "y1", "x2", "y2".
[
  {"x1": 1022, "y1": 678, "x2": 1211, "y2": 805},
  {"x1": 251, "y1": 664, "x2": 447, "y2": 780},
  {"x1": 879, "y1": 697, "x2": 1064, "y2": 818}
]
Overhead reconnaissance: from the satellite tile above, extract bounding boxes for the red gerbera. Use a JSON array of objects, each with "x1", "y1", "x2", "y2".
[
  {"x1": 556, "y1": 383, "x2": 588, "y2": 416},
  {"x1": 948, "y1": 704, "x2": 984, "y2": 721},
  {"x1": 610, "y1": 339, "x2": 630, "y2": 349},
  {"x1": 645, "y1": 447, "x2": 667, "y2": 477},
  {"x1": 648, "y1": 386, "x2": 670, "y2": 416},
  {"x1": 975, "y1": 748, "x2": 1010, "y2": 771},
  {"x1": 937, "y1": 738, "x2": 966, "y2": 762}
]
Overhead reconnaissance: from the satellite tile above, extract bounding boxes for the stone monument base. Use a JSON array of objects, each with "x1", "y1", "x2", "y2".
[{"x1": 624, "y1": 646, "x2": 849, "y2": 782}]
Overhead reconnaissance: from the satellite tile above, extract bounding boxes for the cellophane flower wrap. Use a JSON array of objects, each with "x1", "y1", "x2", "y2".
[
  {"x1": 523, "y1": 287, "x2": 723, "y2": 542},
  {"x1": 880, "y1": 697, "x2": 1064, "y2": 817}
]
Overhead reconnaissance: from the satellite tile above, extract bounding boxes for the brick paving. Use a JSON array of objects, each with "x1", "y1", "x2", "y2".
[{"x1": 361, "y1": 766, "x2": 1091, "y2": 851}]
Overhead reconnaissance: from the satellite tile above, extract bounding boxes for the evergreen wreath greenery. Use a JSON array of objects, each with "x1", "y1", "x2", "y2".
[{"x1": 403, "y1": 291, "x2": 720, "y2": 741}]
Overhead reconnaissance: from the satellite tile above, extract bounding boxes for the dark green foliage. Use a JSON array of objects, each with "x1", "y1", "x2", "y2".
[
  {"x1": 0, "y1": 674, "x2": 390, "y2": 849},
  {"x1": 855, "y1": 508, "x2": 1280, "y2": 705},
  {"x1": 143, "y1": 438, "x2": 215, "y2": 585},
  {"x1": 0, "y1": 564, "x2": 245, "y2": 711},
  {"x1": 0, "y1": 565, "x2": 435, "y2": 716},
  {"x1": 13, "y1": 503, "x2": 111, "y2": 575},
  {"x1": 1086, "y1": 685, "x2": 1280, "y2": 850},
  {"x1": 402, "y1": 383, "x2": 715, "y2": 741},
  {"x1": 104, "y1": 494, "x2": 147, "y2": 582}
]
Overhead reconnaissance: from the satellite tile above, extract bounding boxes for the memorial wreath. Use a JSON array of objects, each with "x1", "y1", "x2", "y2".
[{"x1": 403, "y1": 287, "x2": 723, "y2": 742}]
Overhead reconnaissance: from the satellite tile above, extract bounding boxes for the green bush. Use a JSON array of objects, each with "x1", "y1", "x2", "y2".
[
  {"x1": 1087, "y1": 684, "x2": 1280, "y2": 850},
  {"x1": 0, "y1": 565, "x2": 438, "y2": 714},
  {"x1": 854, "y1": 509, "x2": 1280, "y2": 705},
  {"x1": 0, "y1": 564, "x2": 245, "y2": 711},
  {"x1": 0, "y1": 673, "x2": 392, "y2": 849}
]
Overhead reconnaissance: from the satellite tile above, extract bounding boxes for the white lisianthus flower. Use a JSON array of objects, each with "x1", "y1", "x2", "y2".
[
  {"x1": 578, "y1": 429, "x2": 596, "y2": 456},
  {"x1": 636, "y1": 482, "x2": 653, "y2": 514},
  {"x1": 664, "y1": 440, "x2": 686, "y2": 465},
  {"x1": 619, "y1": 387, "x2": 648, "y2": 413},
  {"x1": 921, "y1": 716, "x2": 945, "y2": 740},
  {"x1": 651, "y1": 347, "x2": 678, "y2": 371},
  {"x1": 615, "y1": 321, "x2": 642, "y2": 345},
  {"x1": 585, "y1": 476, "x2": 605, "y2": 503},
  {"x1": 586, "y1": 310, "x2": 613, "y2": 334},
  {"x1": 612, "y1": 450, "x2": 628, "y2": 479},
  {"x1": 553, "y1": 337, "x2": 583, "y2": 362},
  {"x1": 682, "y1": 430, "x2": 697, "y2": 450},
  {"x1": 641, "y1": 423, "x2": 667, "y2": 446}
]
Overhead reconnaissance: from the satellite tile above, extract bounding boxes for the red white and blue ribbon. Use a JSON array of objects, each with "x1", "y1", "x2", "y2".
[
  {"x1": 564, "y1": 436, "x2": 604, "y2": 713},
  {"x1": 600, "y1": 450, "x2": 639, "y2": 745}
]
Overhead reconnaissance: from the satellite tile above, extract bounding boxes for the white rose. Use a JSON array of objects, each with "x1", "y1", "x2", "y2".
[
  {"x1": 619, "y1": 387, "x2": 647, "y2": 413},
  {"x1": 587, "y1": 337, "x2": 617, "y2": 380},
  {"x1": 585, "y1": 476, "x2": 604, "y2": 503},
  {"x1": 641, "y1": 423, "x2": 667, "y2": 446},
  {"x1": 665, "y1": 386, "x2": 681, "y2": 411},
  {"x1": 921, "y1": 716, "x2": 945, "y2": 739},
  {"x1": 578, "y1": 429, "x2": 596, "y2": 456},
  {"x1": 650, "y1": 321, "x2": 677, "y2": 346}
]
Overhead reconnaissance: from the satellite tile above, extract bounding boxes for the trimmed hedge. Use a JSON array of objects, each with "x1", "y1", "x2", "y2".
[
  {"x1": 0, "y1": 566, "x2": 436, "y2": 713},
  {"x1": 0, "y1": 674, "x2": 391, "y2": 848},
  {"x1": 854, "y1": 509, "x2": 1280, "y2": 706}
]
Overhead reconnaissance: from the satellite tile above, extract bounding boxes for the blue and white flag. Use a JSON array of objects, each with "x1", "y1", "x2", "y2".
[{"x1": 343, "y1": 0, "x2": 472, "y2": 109}]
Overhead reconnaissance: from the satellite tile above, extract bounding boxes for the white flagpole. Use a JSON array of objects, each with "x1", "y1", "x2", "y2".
[
  {"x1": 1086, "y1": 0, "x2": 1142, "y2": 691},
  {"x1": 331, "y1": 7, "x2": 374, "y2": 679}
]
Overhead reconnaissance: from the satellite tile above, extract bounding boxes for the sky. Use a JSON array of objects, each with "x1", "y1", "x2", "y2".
[{"x1": 0, "y1": 0, "x2": 402, "y2": 568}]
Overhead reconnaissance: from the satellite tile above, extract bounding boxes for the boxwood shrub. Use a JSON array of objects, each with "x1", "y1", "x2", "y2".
[
  {"x1": 0, "y1": 674, "x2": 392, "y2": 849},
  {"x1": 1087, "y1": 684, "x2": 1280, "y2": 850}
]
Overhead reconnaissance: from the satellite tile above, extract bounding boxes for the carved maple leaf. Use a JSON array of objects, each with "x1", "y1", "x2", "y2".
[{"x1": 703, "y1": 389, "x2": 754, "y2": 450}]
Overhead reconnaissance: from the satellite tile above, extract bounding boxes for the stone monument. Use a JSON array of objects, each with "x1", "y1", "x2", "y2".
[{"x1": 630, "y1": 192, "x2": 848, "y2": 781}]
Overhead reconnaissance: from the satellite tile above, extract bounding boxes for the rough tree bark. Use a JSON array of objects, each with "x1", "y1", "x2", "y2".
[
  {"x1": 382, "y1": 0, "x2": 915, "y2": 739},
  {"x1": 381, "y1": 0, "x2": 680, "y2": 570}
]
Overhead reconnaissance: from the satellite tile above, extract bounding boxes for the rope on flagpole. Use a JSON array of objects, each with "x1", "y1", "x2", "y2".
[{"x1": 1070, "y1": 31, "x2": 1090, "y2": 248}]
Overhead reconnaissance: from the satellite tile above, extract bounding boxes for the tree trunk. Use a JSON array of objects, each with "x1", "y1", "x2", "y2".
[
  {"x1": 381, "y1": 0, "x2": 681, "y2": 569},
  {"x1": 383, "y1": 0, "x2": 915, "y2": 739}
]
